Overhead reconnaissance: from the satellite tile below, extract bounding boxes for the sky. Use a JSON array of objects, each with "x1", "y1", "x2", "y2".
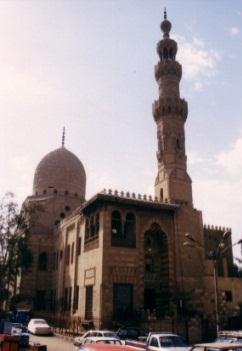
[{"x1": 1, "y1": 0, "x2": 242, "y2": 256}]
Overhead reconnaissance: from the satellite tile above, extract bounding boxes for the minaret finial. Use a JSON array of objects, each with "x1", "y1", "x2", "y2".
[
  {"x1": 62, "y1": 127, "x2": 65, "y2": 147},
  {"x1": 160, "y1": 8, "x2": 171, "y2": 38}
]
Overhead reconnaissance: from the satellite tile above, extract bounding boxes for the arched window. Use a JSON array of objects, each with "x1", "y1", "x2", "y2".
[
  {"x1": 163, "y1": 47, "x2": 168, "y2": 60},
  {"x1": 169, "y1": 47, "x2": 173, "y2": 60},
  {"x1": 111, "y1": 211, "x2": 122, "y2": 238},
  {"x1": 124, "y1": 212, "x2": 136, "y2": 247},
  {"x1": 145, "y1": 255, "x2": 154, "y2": 273},
  {"x1": 111, "y1": 211, "x2": 136, "y2": 248},
  {"x1": 38, "y1": 252, "x2": 48, "y2": 271}
]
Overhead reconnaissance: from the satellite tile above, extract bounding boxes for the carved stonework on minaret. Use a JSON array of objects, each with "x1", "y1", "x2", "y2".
[
  {"x1": 153, "y1": 10, "x2": 193, "y2": 207},
  {"x1": 156, "y1": 130, "x2": 164, "y2": 163}
]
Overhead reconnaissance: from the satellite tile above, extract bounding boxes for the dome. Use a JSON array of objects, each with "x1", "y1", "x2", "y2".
[{"x1": 33, "y1": 147, "x2": 86, "y2": 199}]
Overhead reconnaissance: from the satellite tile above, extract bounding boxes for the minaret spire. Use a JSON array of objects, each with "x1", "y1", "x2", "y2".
[
  {"x1": 153, "y1": 14, "x2": 193, "y2": 207},
  {"x1": 62, "y1": 127, "x2": 65, "y2": 148}
]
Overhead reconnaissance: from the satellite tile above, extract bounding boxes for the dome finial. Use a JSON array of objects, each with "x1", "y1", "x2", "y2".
[
  {"x1": 62, "y1": 127, "x2": 65, "y2": 147},
  {"x1": 160, "y1": 8, "x2": 172, "y2": 38}
]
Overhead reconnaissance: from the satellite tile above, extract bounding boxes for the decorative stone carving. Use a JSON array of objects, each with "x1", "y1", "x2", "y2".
[
  {"x1": 152, "y1": 97, "x2": 188, "y2": 121},
  {"x1": 155, "y1": 61, "x2": 182, "y2": 81},
  {"x1": 156, "y1": 130, "x2": 164, "y2": 163}
]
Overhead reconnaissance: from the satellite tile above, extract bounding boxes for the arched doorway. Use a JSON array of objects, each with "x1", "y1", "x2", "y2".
[{"x1": 144, "y1": 223, "x2": 169, "y2": 317}]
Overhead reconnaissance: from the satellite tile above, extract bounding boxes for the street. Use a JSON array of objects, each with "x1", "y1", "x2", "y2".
[{"x1": 29, "y1": 334, "x2": 73, "y2": 351}]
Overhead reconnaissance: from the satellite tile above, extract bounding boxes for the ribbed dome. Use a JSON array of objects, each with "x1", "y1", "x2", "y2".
[{"x1": 33, "y1": 147, "x2": 86, "y2": 199}]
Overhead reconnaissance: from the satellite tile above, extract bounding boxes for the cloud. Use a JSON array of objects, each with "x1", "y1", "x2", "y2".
[
  {"x1": 228, "y1": 27, "x2": 240, "y2": 36},
  {"x1": 187, "y1": 151, "x2": 205, "y2": 165},
  {"x1": 174, "y1": 35, "x2": 220, "y2": 90},
  {"x1": 190, "y1": 133, "x2": 242, "y2": 249},
  {"x1": 216, "y1": 133, "x2": 242, "y2": 175}
]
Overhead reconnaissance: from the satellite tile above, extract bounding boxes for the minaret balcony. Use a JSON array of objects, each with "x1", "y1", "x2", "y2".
[
  {"x1": 155, "y1": 61, "x2": 182, "y2": 81},
  {"x1": 157, "y1": 38, "x2": 178, "y2": 61},
  {"x1": 152, "y1": 97, "x2": 188, "y2": 122}
]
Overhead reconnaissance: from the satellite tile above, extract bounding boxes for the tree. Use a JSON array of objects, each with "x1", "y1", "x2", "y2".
[{"x1": 0, "y1": 192, "x2": 40, "y2": 310}]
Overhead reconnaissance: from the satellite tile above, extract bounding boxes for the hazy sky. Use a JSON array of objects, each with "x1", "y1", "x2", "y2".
[{"x1": 1, "y1": 0, "x2": 242, "y2": 254}]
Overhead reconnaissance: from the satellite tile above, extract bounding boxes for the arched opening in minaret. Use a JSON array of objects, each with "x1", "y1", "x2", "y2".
[
  {"x1": 144, "y1": 223, "x2": 169, "y2": 317},
  {"x1": 160, "y1": 188, "x2": 164, "y2": 202},
  {"x1": 163, "y1": 47, "x2": 168, "y2": 61},
  {"x1": 169, "y1": 47, "x2": 174, "y2": 60}
]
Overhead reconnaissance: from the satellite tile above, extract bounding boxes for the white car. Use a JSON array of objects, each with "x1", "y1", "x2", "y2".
[
  {"x1": 147, "y1": 333, "x2": 189, "y2": 351},
  {"x1": 74, "y1": 331, "x2": 119, "y2": 347},
  {"x1": 27, "y1": 318, "x2": 51, "y2": 335},
  {"x1": 83, "y1": 337, "x2": 123, "y2": 345},
  {"x1": 126, "y1": 333, "x2": 189, "y2": 351}
]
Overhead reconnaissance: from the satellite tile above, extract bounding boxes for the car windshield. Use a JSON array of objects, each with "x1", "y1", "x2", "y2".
[
  {"x1": 33, "y1": 320, "x2": 47, "y2": 324},
  {"x1": 96, "y1": 340, "x2": 121, "y2": 345},
  {"x1": 159, "y1": 336, "x2": 186, "y2": 347},
  {"x1": 103, "y1": 333, "x2": 117, "y2": 337}
]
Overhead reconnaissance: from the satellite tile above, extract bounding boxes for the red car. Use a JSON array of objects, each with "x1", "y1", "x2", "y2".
[{"x1": 78, "y1": 343, "x2": 139, "y2": 351}]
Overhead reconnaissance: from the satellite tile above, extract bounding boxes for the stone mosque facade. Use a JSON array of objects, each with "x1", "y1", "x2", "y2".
[{"x1": 19, "y1": 14, "x2": 242, "y2": 333}]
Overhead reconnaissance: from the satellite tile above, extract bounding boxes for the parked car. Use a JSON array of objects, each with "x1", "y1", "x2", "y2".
[
  {"x1": 27, "y1": 318, "x2": 51, "y2": 335},
  {"x1": 125, "y1": 332, "x2": 189, "y2": 351},
  {"x1": 74, "y1": 331, "x2": 119, "y2": 347},
  {"x1": 116, "y1": 327, "x2": 147, "y2": 341},
  {"x1": 215, "y1": 331, "x2": 242, "y2": 344},
  {"x1": 83, "y1": 337, "x2": 123, "y2": 345},
  {"x1": 78, "y1": 344, "x2": 139, "y2": 351},
  {"x1": 189, "y1": 342, "x2": 242, "y2": 351}
]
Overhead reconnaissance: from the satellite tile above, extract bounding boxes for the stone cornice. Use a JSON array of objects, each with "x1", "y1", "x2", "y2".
[
  {"x1": 152, "y1": 97, "x2": 188, "y2": 121},
  {"x1": 82, "y1": 189, "x2": 179, "y2": 214},
  {"x1": 155, "y1": 61, "x2": 182, "y2": 81}
]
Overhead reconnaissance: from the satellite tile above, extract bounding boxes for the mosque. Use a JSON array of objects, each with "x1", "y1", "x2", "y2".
[{"x1": 18, "y1": 13, "x2": 242, "y2": 335}]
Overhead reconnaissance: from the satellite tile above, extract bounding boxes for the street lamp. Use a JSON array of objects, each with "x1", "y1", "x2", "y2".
[{"x1": 184, "y1": 231, "x2": 242, "y2": 336}]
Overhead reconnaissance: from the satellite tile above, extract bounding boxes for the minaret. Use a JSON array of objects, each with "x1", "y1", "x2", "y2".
[{"x1": 153, "y1": 10, "x2": 193, "y2": 207}]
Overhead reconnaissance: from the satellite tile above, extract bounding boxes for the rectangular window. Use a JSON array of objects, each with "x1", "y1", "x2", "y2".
[
  {"x1": 35, "y1": 290, "x2": 46, "y2": 310},
  {"x1": 73, "y1": 285, "x2": 79, "y2": 311},
  {"x1": 68, "y1": 287, "x2": 72, "y2": 310},
  {"x1": 64, "y1": 287, "x2": 68, "y2": 311},
  {"x1": 225, "y1": 290, "x2": 233, "y2": 302},
  {"x1": 66, "y1": 245, "x2": 70, "y2": 265},
  {"x1": 77, "y1": 237, "x2": 81, "y2": 255},
  {"x1": 85, "y1": 286, "x2": 93, "y2": 320},
  {"x1": 71, "y1": 243, "x2": 74, "y2": 264}
]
